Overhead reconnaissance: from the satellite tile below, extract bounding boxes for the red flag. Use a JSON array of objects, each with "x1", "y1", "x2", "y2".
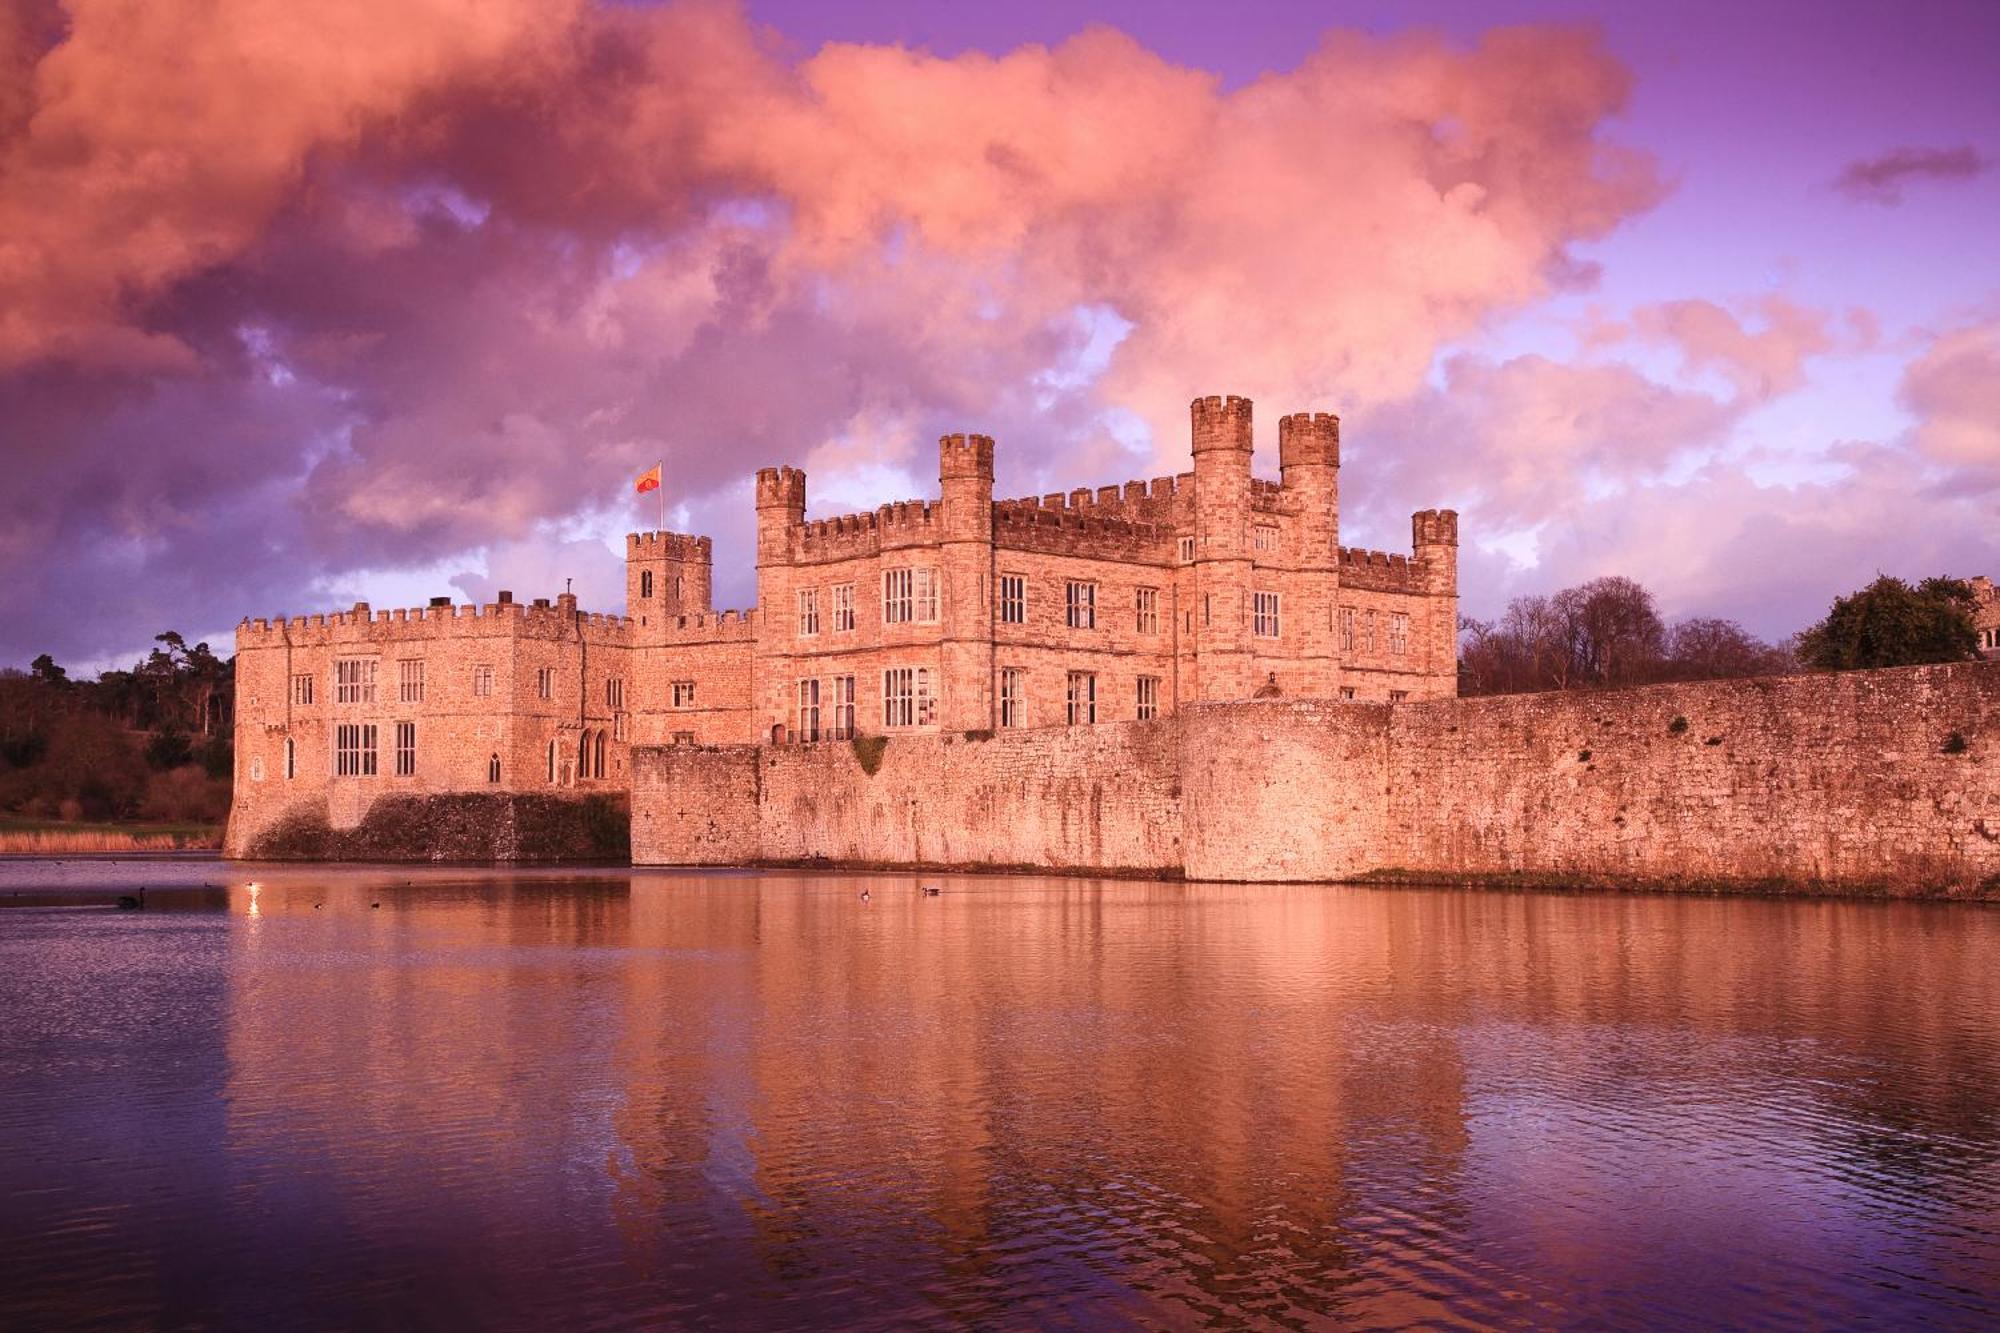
[{"x1": 634, "y1": 465, "x2": 661, "y2": 495}]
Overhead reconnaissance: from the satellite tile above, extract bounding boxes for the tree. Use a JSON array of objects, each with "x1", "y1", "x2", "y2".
[
  {"x1": 1795, "y1": 575, "x2": 1979, "y2": 671},
  {"x1": 1663, "y1": 618, "x2": 1796, "y2": 681},
  {"x1": 1554, "y1": 576, "x2": 1665, "y2": 688}
]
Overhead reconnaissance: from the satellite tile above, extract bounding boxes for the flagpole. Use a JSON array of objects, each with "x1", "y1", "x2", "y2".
[{"x1": 657, "y1": 457, "x2": 665, "y2": 533}]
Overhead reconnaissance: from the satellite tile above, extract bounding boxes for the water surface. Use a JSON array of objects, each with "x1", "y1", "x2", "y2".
[{"x1": 2, "y1": 862, "x2": 1997, "y2": 1329}]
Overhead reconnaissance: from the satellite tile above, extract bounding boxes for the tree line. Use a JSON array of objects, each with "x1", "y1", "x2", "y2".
[
  {"x1": 1460, "y1": 573, "x2": 1985, "y2": 696},
  {"x1": 0, "y1": 633, "x2": 235, "y2": 824}
]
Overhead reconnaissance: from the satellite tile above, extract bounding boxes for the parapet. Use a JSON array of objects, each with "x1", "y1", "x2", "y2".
[
  {"x1": 994, "y1": 472, "x2": 1193, "y2": 529},
  {"x1": 1278, "y1": 412, "x2": 1340, "y2": 469},
  {"x1": 793, "y1": 499, "x2": 940, "y2": 561},
  {"x1": 939, "y1": 433, "x2": 995, "y2": 481},
  {"x1": 626, "y1": 531, "x2": 714, "y2": 562},
  {"x1": 755, "y1": 466, "x2": 807, "y2": 511},
  {"x1": 649, "y1": 607, "x2": 760, "y2": 644},
  {"x1": 1191, "y1": 394, "x2": 1253, "y2": 453},
  {"x1": 1338, "y1": 546, "x2": 1418, "y2": 593},
  {"x1": 1412, "y1": 509, "x2": 1459, "y2": 548},
  {"x1": 235, "y1": 596, "x2": 636, "y2": 648}
]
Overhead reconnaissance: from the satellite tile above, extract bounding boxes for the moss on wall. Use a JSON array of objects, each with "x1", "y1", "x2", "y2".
[{"x1": 244, "y1": 793, "x2": 629, "y2": 862}]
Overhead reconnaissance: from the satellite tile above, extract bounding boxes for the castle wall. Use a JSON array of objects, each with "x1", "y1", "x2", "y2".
[
  {"x1": 633, "y1": 662, "x2": 2000, "y2": 897},
  {"x1": 631, "y1": 722, "x2": 1184, "y2": 874}
]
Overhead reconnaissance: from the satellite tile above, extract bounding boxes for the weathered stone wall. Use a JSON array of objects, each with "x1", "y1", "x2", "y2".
[
  {"x1": 238, "y1": 792, "x2": 630, "y2": 862},
  {"x1": 632, "y1": 721, "x2": 1184, "y2": 874},
  {"x1": 633, "y1": 662, "x2": 1999, "y2": 896}
]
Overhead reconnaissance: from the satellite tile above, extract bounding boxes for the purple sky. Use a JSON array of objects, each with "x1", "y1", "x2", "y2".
[{"x1": 1, "y1": 0, "x2": 1996, "y2": 669}]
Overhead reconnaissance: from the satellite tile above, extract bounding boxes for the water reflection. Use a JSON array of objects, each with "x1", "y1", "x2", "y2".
[{"x1": 1, "y1": 868, "x2": 1997, "y2": 1328}]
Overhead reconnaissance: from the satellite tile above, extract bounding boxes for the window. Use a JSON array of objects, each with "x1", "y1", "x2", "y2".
[
  {"x1": 832, "y1": 583, "x2": 855, "y2": 632},
  {"x1": 1065, "y1": 581, "x2": 1097, "y2": 630},
  {"x1": 1137, "y1": 675, "x2": 1160, "y2": 721},
  {"x1": 595, "y1": 732, "x2": 607, "y2": 778},
  {"x1": 673, "y1": 731, "x2": 696, "y2": 746},
  {"x1": 1066, "y1": 671, "x2": 1097, "y2": 725},
  {"x1": 1253, "y1": 591, "x2": 1281, "y2": 639},
  {"x1": 250, "y1": 756, "x2": 264, "y2": 783},
  {"x1": 673, "y1": 680, "x2": 696, "y2": 707},
  {"x1": 472, "y1": 664, "x2": 495, "y2": 697},
  {"x1": 1389, "y1": 613, "x2": 1410, "y2": 656},
  {"x1": 1389, "y1": 690, "x2": 1409, "y2": 703},
  {"x1": 1178, "y1": 535, "x2": 1196, "y2": 563},
  {"x1": 831, "y1": 676, "x2": 856, "y2": 739},
  {"x1": 488, "y1": 753, "x2": 502, "y2": 784},
  {"x1": 577, "y1": 732, "x2": 593, "y2": 780},
  {"x1": 395, "y1": 721, "x2": 416, "y2": 776},
  {"x1": 999, "y1": 574, "x2": 1026, "y2": 625},
  {"x1": 1135, "y1": 587, "x2": 1159, "y2": 635},
  {"x1": 881, "y1": 667, "x2": 934, "y2": 728},
  {"x1": 398, "y1": 659, "x2": 424, "y2": 703},
  {"x1": 797, "y1": 678, "x2": 821, "y2": 742},
  {"x1": 605, "y1": 677, "x2": 624, "y2": 709},
  {"x1": 798, "y1": 587, "x2": 820, "y2": 637},
  {"x1": 284, "y1": 738, "x2": 296, "y2": 780},
  {"x1": 335, "y1": 723, "x2": 377, "y2": 777},
  {"x1": 1000, "y1": 668, "x2": 1025, "y2": 728},
  {"x1": 1203, "y1": 594, "x2": 1211, "y2": 627},
  {"x1": 613, "y1": 713, "x2": 626, "y2": 741},
  {"x1": 547, "y1": 739, "x2": 558, "y2": 783},
  {"x1": 291, "y1": 673, "x2": 314, "y2": 706},
  {"x1": 537, "y1": 667, "x2": 555, "y2": 700},
  {"x1": 640, "y1": 569, "x2": 654, "y2": 599},
  {"x1": 1339, "y1": 687, "x2": 1357, "y2": 700},
  {"x1": 1339, "y1": 607, "x2": 1356, "y2": 653},
  {"x1": 1254, "y1": 524, "x2": 1279, "y2": 552},
  {"x1": 335, "y1": 658, "x2": 376, "y2": 704},
  {"x1": 882, "y1": 567, "x2": 939, "y2": 625},
  {"x1": 1363, "y1": 611, "x2": 1377, "y2": 653}
]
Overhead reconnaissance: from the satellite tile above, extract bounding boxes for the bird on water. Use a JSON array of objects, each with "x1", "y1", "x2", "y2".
[
  {"x1": 922, "y1": 885, "x2": 941, "y2": 897},
  {"x1": 115, "y1": 886, "x2": 146, "y2": 911},
  {"x1": 859, "y1": 889, "x2": 871, "y2": 901}
]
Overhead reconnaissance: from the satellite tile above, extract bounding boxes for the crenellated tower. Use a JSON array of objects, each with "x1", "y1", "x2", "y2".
[
  {"x1": 938, "y1": 434, "x2": 997, "y2": 730},
  {"x1": 1412, "y1": 508, "x2": 1460, "y2": 686},
  {"x1": 1279, "y1": 411, "x2": 1342, "y2": 696},
  {"x1": 626, "y1": 532, "x2": 714, "y2": 633},
  {"x1": 1191, "y1": 394, "x2": 1255, "y2": 700}
]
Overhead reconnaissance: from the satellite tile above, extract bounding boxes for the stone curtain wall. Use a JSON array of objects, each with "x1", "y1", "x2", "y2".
[
  {"x1": 635, "y1": 662, "x2": 1999, "y2": 895},
  {"x1": 633, "y1": 721, "x2": 1185, "y2": 875}
]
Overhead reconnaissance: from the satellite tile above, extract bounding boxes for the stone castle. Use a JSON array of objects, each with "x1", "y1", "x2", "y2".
[{"x1": 226, "y1": 395, "x2": 1459, "y2": 855}]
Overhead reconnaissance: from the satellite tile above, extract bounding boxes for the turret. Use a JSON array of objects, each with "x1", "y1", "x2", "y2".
[
  {"x1": 1191, "y1": 395, "x2": 1255, "y2": 698},
  {"x1": 1279, "y1": 412, "x2": 1340, "y2": 560},
  {"x1": 1412, "y1": 509, "x2": 1459, "y2": 595},
  {"x1": 626, "y1": 531, "x2": 714, "y2": 626},
  {"x1": 937, "y1": 434, "x2": 997, "y2": 728},
  {"x1": 755, "y1": 466, "x2": 806, "y2": 568}
]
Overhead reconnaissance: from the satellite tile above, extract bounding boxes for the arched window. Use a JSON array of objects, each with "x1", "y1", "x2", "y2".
[
  {"x1": 487, "y1": 753, "x2": 501, "y2": 784},
  {"x1": 579, "y1": 730, "x2": 592, "y2": 780},
  {"x1": 547, "y1": 739, "x2": 558, "y2": 784},
  {"x1": 641, "y1": 570, "x2": 654, "y2": 599},
  {"x1": 594, "y1": 730, "x2": 607, "y2": 779},
  {"x1": 284, "y1": 738, "x2": 295, "y2": 780}
]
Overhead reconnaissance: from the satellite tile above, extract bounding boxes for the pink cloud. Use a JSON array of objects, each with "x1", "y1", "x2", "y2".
[{"x1": 1899, "y1": 316, "x2": 2000, "y2": 484}]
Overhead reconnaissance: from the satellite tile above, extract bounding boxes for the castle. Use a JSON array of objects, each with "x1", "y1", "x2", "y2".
[{"x1": 226, "y1": 394, "x2": 1459, "y2": 855}]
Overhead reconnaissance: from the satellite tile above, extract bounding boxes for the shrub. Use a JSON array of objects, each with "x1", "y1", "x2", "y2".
[
  {"x1": 851, "y1": 735, "x2": 889, "y2": 776},
  {"x1": 963, "y1": 729, "x2": 995, "y2": 743},
  {"x1": 1577, "y1": 749, "x2": 1593, "y2": 763},
  {"x1": 1668, "y1": 715, "x2": 1689, "y2": 734},
  {"x1": 1943, "y1": 731, "x2": 1969, "y2": 755}
]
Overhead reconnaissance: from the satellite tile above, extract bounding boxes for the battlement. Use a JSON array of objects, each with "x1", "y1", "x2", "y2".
[
  {"x1": 995, "y1": 473, "x2": 1193, "y2": 527},
  {"x1": 939, "y1": 433, "x2": 995, "y2": 481},
  {"x1": 786, "y1": 499, "x2": 940, "y2": 562},
  {"x1": 651, "y1": 607, "x2": 760, "y2": 644},
  {"x1": 755, "y1": 466, "x2": 807, "y2": 510},
  {"x1": 1338, "y1": 546, "x2": 1419, "y2": 593},
  {"x1": 626, "y1": 531, "x2": 713, "y2": 561},
  {"x1": 1412, "y1": 509, "x2": 1459, "y2": 548},
  {"x1": 236, "y1": 596, "x2": 634, "y2": 647},
  {"x1": 1278, "y1": 412, "x2": 1341, "y2": 468},
  {"x1": 994, "y1": 507, "x2": 1172, "y2": 562},
  {"x1": 1190, "y1": 393, "x2": 1254, "y2": 454}
]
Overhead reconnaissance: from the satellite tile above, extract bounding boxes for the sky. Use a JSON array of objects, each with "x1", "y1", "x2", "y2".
[{"x1": 1, "y1": 0, "x2": 1996, "y2": 671}]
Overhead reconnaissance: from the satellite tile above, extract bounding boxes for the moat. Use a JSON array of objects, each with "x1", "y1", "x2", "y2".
[{"x1": 3, "y1": 863, "x2": 1997, "y2": 1328}]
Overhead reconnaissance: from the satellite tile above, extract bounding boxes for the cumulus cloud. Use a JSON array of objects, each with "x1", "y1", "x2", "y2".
[
  {"x1": 1832, "y1": 145, "x2": 1988, "y2": 205},
  {"x1": 0, "y1": 2, "x2": 1664, "y2": 663}
]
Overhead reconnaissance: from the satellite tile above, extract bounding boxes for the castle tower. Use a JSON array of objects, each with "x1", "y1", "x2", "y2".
[
  {"x1": 626, "y1": 532, "x2": 714, "y2": 631},
  {"x1": 1280, "y1": 412, "x2": 1342, "y2": 696},
  {"x1": 938, "y1": 434, "x2": 997, "y2": 730},
  {"x1": 1191, "y1": 395, "x2": 1255, "y2": 699},
  {"x1": 1412, "y1": 509, "x2": 1461, "y2": 695}
]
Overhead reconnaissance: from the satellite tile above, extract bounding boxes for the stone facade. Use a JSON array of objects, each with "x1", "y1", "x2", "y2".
[
  {"x1": 228, "y1": 393, "x2": 1458, "y2": 856},
  {"x1": 1973, "y1": 576, "x2": 2000, "y2": 659},
  {"x1": 634, "y1": 661, "x2": 1999, "y2": 897}
]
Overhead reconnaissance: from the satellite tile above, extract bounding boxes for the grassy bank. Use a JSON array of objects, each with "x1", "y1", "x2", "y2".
[{"x1": 0, "y1": 817, "x2": 223, "y2": 854}]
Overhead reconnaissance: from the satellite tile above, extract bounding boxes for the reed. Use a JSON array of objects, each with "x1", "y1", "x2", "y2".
[{"x1": 0, "y1": 828, "x2": 220, "y2": 854}]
